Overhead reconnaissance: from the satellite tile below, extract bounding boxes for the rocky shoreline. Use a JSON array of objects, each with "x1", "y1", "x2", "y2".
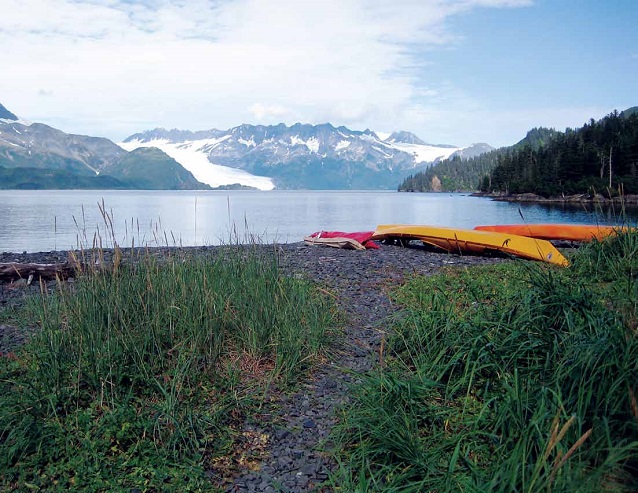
[
  {"x1": 0, "y1": 242, "x2": 507, "y2": 492},
  {"x1": 472, "y1": 191, "x2": 638, "y2": 205}
]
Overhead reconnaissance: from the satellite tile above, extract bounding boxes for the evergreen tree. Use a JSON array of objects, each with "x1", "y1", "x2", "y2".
[{"x1": 482, "y1": 111, "x2": 638, "y2": 197}]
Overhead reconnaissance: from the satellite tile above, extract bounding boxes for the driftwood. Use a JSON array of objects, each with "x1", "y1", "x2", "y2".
[
  {"x1": 0, "y1": 254, "x2": 121, "y2": 283},
  {"x1": 0, "y1": 262, "x2": 78, "y2": 282}
]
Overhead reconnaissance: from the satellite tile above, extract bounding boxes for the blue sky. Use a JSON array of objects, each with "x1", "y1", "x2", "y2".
[
  {"x1": 432, "y1": 1, "x2": 637, "y2": 111},
  {"x1": 1, "y1": 0, "x2": 636, "y2": 148}
]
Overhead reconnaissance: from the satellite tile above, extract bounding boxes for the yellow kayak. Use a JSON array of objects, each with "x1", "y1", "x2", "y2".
[{"x1": 371, "y1": 224, "x2": 569, "y2": 267}]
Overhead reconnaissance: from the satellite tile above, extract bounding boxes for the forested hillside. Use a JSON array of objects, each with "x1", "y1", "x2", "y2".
[
  {"x1": 481, "y1": 110, "x2": 638, "y2": 197},
  {"x1": 398, "y1": 152, "x2": 500, "y2": 192},
  {"x1": 398, "y1": 128, "x2": 559, "y2": 192}
]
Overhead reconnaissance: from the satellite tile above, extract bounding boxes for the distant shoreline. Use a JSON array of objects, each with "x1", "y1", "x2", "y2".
[{"x1": 472, "y1": 191, "x2": 638, "y2": 206}]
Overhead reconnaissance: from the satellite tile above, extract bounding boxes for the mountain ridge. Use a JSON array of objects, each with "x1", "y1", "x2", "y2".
[
  {"x1": 0, "y1": 103, "x2": 18, "y2": 121},
  {"x1": 122, "y1": 122, "x2": 473, "y2": 189},
  {"x1": 0, "y1": 105, "x2": 211, "y2": 190},
  {"x1": 1, "y1": 102, "x2": 492, "y2": 190}
]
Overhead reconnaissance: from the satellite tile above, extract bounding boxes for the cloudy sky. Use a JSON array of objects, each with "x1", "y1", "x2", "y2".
[{"x1": 1, "y1": 0, "x2": 636, "y2": 147}]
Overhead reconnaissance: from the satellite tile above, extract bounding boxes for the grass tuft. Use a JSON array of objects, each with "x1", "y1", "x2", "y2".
[
  {"x1": 0, "y1": 245, "x2": 337, "y2": 490},
  {"x1": 332, "y1": 229, "x2": 638, "y2": 492}
]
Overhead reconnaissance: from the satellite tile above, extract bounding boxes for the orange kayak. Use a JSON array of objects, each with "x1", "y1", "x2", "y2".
[{"x1": 473, "y1": 224, "x2": 626, "y2": 242}]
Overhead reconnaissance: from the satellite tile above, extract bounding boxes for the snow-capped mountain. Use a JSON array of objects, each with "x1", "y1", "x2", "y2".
[
  {"x1": 0, "y1": 104, "x2": 209, "y2": 190},
  {"x1": 119, "y1": 128, "x2": 276, "y2": 190},
  {"x1": 448, "y1": 142, "x2": 495, "y2": 160},
  {"x1": 0, "y1": 116, "x2": 126, "y2": 175},
  {"x1": 1, "y1": 101, "x2": 493, "y2": 190},
  {"x1": 122, "y1": 123, "x2": 478, "y2": 190}
]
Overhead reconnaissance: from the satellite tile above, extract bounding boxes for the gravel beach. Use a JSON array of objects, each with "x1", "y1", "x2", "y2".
[{"x1": 0, "y1": 242, "x2": 507, "y2": 491}]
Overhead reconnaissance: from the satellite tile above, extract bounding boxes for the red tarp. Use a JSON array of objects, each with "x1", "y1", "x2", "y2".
[{"x1": 307, "y1": 231, "x2": 379, "y2": 249}]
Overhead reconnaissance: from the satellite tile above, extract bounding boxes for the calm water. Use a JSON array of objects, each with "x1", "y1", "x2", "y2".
[{"x1": 0, "y1": 190, "x2": 634, "y2": 253}]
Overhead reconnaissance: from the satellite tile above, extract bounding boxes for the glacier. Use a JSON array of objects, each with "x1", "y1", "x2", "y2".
[{"x1": 119, "y1": 139, "x2": 275, "y2": 190}]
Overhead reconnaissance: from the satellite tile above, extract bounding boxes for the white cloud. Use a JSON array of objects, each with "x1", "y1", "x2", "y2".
[
  {"x1": 1, "y1": 0, "x2": 536, "y2": 145},
  {"x1": 250, "y1": 103, "x2": 289, "y2": 120}
]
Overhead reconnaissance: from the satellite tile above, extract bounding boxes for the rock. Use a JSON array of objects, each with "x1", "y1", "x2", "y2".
[{"x1": 274, "y1": 429, "x2": 290, "y2": 440}]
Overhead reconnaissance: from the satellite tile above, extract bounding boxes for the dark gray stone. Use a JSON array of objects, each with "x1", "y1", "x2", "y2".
[{"x1": 274, "y1": 429, "x2": 290, "y2": 440}]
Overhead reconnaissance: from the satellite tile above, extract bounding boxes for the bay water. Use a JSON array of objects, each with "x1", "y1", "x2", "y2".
[{"x1": 0, "y1": 190, "x2": 633, "y2": 253}]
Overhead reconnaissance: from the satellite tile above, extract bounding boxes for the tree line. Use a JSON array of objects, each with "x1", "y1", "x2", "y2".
[
  {"x1": 482, "y1": 110, "x2": 638, "y2": 197},
  {"x1": 399, "y1": 109, "x2": 638, "y2": 197},
  {"x1": 398, "y1": 127, "x2": 559, "y2": 192},
  {"x1": 398, "y1": 151, "x2": 500, "y2": 192}
]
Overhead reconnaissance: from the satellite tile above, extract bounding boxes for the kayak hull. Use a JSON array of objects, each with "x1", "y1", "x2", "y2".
[
  {"x1": 371, "y1": 224, "x2": 569, "y2": 266},
  {"x1": 474, "y1": 224, "x2": 625, "y2": 242}
]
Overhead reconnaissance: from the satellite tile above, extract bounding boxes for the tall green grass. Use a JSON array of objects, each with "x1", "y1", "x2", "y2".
[
  {"x1": 332, "y1": 231, "x2": 638, "y2": 492},
  {"x1": 0, "y1": 245, "x2": 337, "y2": 491}
]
